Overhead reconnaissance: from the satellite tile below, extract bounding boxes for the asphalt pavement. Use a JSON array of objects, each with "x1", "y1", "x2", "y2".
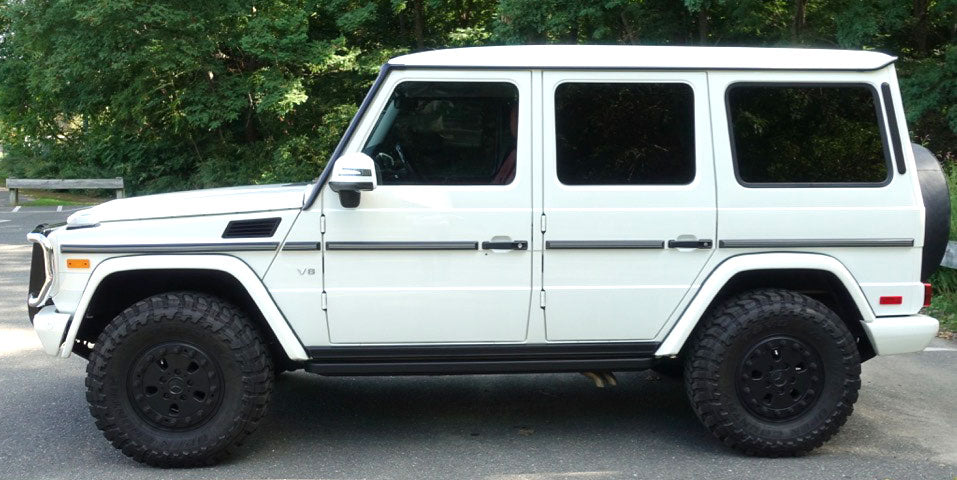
[
  {"x1": 0, "y1": 194, "x2": 954, "y2": 479},
  {"x1": 0, "y1": 187, "x2": 87, "y2": 244}
]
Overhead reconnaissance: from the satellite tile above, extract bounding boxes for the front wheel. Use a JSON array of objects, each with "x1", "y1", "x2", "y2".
[
  {"x1": 685, "y1": 289, "x2": 861, "y2": 456},
  {"x1": 86, "y1": 292, "x2": 273, "y2": 467}
]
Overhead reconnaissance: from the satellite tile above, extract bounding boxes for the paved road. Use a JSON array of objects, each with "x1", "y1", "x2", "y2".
[
  {"x1": 0, "y1": 187, "x2": 82, "y2": 244},
  {"x1": 0, "y1": 245, "x2": 955, "y2": 479}
]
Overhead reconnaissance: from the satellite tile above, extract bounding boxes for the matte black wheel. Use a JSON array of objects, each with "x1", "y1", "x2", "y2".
[
  {"x1": 685, "y1": 289, "x2": 861, "y2": 456},
  {"x1": 86, "y1": 292, "x2": 273, "y2": 467}
]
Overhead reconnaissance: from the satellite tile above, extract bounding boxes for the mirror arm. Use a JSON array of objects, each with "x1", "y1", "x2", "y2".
[{"x1": 338, "y1": 190, "x2": 361, "y2": 208}]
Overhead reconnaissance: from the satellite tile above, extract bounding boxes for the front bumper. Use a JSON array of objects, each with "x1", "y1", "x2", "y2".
[
  {"x1": 862, "y1": 314, "x2": 939, "y2": 356},
  {"x1": 32, "y1": 305, "x2": 71, "y2": 356}
]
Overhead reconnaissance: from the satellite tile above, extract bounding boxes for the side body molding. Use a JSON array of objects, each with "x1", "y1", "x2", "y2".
[
  {"x1": 655, "y1": 252, "x2": 876, "y2": 357},
  {"x1": 59, "y1": 255, "x2": 309, "y2": 360}
]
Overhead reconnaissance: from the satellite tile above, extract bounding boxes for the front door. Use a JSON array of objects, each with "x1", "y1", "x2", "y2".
[
  {"x1": 541, "y1": 71, "x2": 716, "y2": 341},
  {"x1": 323, "y1": 70, "x2": 534, "y2": 344}
]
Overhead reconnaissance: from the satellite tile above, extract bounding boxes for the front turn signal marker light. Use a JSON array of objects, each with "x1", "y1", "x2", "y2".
[{"x1": 66, "y1": 258, "x2": 90, "y2": 269}]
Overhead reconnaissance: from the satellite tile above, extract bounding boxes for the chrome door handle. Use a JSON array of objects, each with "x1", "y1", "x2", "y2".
[{"x1": 482, "y1": 240, "x2": 528, "y2": 250}]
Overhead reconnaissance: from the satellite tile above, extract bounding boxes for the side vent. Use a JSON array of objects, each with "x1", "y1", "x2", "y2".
[{"x1": 222, "y1": 218, "x2": 282, "y2": 239}]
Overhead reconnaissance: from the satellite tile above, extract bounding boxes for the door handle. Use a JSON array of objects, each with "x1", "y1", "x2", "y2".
[
  {"x1": 668, "y1": 239, "x2": 713, "y2": 249},
  {"x1": 482, "y1": 240, "x2": 528, "y2": 250}
]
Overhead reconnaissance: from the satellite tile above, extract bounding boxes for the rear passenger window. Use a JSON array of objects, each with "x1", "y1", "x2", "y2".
[
  {"x1": 727, "y1": 84, "x2": 890, "y2": 185},
  {"x1": 555, "y1": 83, "x2": 695, "y2": 185}
]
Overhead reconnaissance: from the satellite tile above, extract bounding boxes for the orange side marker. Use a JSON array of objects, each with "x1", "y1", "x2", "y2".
[{"x1": 66, "y1": 259, "x2": 90, "y2": 269}]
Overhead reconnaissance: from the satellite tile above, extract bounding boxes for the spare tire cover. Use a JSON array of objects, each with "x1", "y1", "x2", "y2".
[{"x1": 913, "y1": 143, "x2": 950, "y2": 281}]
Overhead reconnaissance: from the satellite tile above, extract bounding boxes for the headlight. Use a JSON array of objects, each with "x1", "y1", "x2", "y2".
[{"x1": 66, "y1": 209, "x2": 99, "y2": 229}]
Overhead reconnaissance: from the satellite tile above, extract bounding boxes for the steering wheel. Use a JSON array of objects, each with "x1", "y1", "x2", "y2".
[
  {"x1": 374, "y1": 143, "x2": 420, "y2": 183},
  {"x1": 392, "y1": 143, "x2": 419, "y2": 181}
]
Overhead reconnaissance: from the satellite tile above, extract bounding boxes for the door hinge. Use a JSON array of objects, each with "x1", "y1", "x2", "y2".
[
  {"x1": 320, "y1": 291, "x2": 328, "y2": 310},
  {"x1": 540, "y1": 213, "x2": 547, "y2": 233},
  {"x1": 319, "y1": 214, "x2": 326, "y2": 234},
  {"x1": 539, "y1": 289, "x2": 546, "y2": 309}
]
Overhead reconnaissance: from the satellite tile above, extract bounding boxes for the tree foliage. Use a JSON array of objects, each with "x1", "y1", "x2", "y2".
[{"x1": 0, "y1": 0, "x2": 954, "y2": 193}]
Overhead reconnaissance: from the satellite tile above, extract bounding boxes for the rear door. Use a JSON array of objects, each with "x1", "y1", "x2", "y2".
[{"x1": 541, "y1": 71, "x2": 716, "y2": 341}]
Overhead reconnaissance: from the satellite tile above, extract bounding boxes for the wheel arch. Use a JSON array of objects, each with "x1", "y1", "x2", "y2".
[
  {"x1": 656, "y1": 253, "x2": 877, "y2": 361},
  {"x1": 60, "y1": 255, "x2": 308, "y2": 361}
]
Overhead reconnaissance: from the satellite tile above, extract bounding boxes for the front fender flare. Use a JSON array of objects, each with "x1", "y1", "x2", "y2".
[
  {"x1": 655, "y1": 252, "x2": 875, "y2": 357},
  {"x1": 59, "y1": 255, "x2": 309, "y2": 361}
]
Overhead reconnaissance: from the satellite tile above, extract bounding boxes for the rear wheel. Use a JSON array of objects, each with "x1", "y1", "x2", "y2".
[
  {"x1": 685, "y1": 289, "x2": 861, "y2": 456},
  {"x1": 86, "y1": 292, "x2": 273, "y2": 467}
]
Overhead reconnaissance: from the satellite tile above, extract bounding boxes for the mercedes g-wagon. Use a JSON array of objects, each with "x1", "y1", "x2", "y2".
[{"x1": 26, "y1": 45, "x2": 948, "y2": 467}]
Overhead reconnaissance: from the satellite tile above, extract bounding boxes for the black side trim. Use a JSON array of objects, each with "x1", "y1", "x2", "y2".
[
  {"x1": 326, "y1": 241, "x2": 479, "y2": 251},
  {"x1": 546, "y1": 240, "x2": 665, "y2": 249},
  {"x1": 304, "y1": 342, "x2": 658, "y2": 376},
  {"x1": 282, "y1": 241, "x2": 321, "y2": 251},
  {"x1": 881, "y1": 83, "x2": 907, "y2": 174},
  {"x1": 718, "y1": 238, "x2": 915, "y2": 248},
  {"x1": 222, "y1": 217, "x2": 281, "y2": 239},
  {"x1": 60, "y1": 242, "x2": 280, "y2": 253}
]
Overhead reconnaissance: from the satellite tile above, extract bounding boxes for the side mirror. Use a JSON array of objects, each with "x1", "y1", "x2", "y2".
[{"x1": 329, "y1": 153, "x2": 377, "y2": 208}]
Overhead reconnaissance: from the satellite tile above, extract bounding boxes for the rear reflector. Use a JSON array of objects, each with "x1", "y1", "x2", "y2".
[
  {"x1": 924, "y1": 283, "x2": 933, "y2": 307},
  {"x1": 879, "y1": 296, "x2": 903, "y2": 305}
]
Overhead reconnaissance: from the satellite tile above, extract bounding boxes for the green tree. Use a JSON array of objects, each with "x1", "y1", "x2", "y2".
[{"x1": 0, "y1": 0, "x2": 953, "y2": 193}]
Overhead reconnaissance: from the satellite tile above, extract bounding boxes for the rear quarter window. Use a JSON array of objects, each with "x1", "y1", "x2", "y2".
[{"x1": 727, "y1": 84, "x2": 890, "y2": 186}]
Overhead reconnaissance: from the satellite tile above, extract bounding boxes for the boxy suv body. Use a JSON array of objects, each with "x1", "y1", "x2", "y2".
[{"x1": 26, "y1": 46, "x2": 947, "y2": 466}]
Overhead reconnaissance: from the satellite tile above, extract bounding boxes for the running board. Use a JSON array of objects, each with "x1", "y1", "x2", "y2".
[{"x1": 303, "y1": 342, "x2": 657, "y2": 376}]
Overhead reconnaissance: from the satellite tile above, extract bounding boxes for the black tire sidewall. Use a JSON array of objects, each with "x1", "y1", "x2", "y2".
[
  {"x1": 87, "y1": 293, "x2": 272, "y2": 466},
  {"x1": 714, "y1": 306, "x2": 852, "y2": 441},
  {"x1": 104, "y1": 321, "x2": 245, "y2": 448}
]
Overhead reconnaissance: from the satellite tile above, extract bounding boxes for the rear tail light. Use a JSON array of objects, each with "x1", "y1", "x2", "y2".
[{"x1": 924, "y1": 283, "x2": 933, "y2": 307}]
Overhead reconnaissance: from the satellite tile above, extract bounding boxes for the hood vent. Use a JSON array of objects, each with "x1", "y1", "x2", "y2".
[{"x1": 222, "y1": 218, "x2": 282, "y2": 239}]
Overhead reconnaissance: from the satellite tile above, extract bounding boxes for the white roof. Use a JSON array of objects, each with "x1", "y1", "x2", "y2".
[{"x1": 390, "y1": 45, "x2": 895, "y2": 71}]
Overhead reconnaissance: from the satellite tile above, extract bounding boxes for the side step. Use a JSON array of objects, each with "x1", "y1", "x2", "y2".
[{"x1": 303, "y1": 342, "x2": 657, "y2": 376}]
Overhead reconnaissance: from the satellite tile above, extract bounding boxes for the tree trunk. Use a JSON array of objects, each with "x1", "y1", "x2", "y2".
[
  {"x1": 913, "y1": 0, "x2": 931, "y2": 55},
  {"x1": 461, "y1": 0, "x2": 472, "y2": 28},
  {"x1": 697, "y1": 7, "x2": 709, "y2": 44},
  {"x1": 412, "y1": 0, "x2": 426, "y2": 50},
  {"x1": 621, "y1": 11, "x2": 638, "y2": 44},
  {"x1": 791, "y1": 0, "x2": 808, "y2": 43}
]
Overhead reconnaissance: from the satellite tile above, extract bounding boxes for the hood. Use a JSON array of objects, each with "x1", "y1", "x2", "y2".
[{"x1": 67, "y1": 183, "x2": 310, "y2": 225}]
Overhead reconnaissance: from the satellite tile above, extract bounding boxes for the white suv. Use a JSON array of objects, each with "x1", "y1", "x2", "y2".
[{"x1": 26, "y1": 45, "x2": 948, "y2": 467}]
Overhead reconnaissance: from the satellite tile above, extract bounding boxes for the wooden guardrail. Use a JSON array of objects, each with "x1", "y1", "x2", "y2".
[{"x1": 6, "y1": 178, "x2": 125, "y2": 205}]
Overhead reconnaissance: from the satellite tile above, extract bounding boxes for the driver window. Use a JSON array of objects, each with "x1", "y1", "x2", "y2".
[{"x1": 362, "y1": 81, "x2": 519, "y2": 185}]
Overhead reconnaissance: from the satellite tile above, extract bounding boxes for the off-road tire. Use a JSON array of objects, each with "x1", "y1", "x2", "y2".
[
  {"x1": 86, "y1": 292, "x2": 273, "y2": 467},
  {"x1": 684, "y1": 288, "x2": 861, "y2": 456}
]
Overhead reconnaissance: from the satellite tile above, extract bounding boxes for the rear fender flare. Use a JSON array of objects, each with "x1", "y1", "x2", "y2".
[{"x1": 655, "y1": 252, "x2": 875, "y2": 357}]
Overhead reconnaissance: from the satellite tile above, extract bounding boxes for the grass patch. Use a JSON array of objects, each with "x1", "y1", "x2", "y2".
[
  {"x1": 16, "y1": 189, "x2": 103, "y2": 207},
  {"x1": 926, "y1": 268, "x2": 957, "y2": 337},
  {"x1": 21, "y1": 197, "x2": 97, "y2": 207}
]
